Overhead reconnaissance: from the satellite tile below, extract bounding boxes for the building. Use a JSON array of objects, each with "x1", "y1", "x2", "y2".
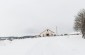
[{"x1": 40, "y1": 29, "x2": 56, "y2": 37}]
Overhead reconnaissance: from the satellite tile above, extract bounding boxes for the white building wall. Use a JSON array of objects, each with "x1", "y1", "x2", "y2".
[{"x1": 40, "y1": 30, "x2": 55, "y2": 37}]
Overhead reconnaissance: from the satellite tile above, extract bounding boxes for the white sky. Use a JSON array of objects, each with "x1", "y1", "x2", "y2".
[{"x1": 0, "y1": 0, "x2": 84, "y2": 36}]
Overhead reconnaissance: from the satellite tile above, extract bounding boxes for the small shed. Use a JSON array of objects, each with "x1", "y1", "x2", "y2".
[{"x1": 40, "y1": 29, "x2": 56, "y2": 37}]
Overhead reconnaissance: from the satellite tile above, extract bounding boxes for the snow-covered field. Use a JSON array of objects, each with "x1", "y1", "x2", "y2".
[{"x1": 0, "y1": 35, "x2": 85, "y2": 55}]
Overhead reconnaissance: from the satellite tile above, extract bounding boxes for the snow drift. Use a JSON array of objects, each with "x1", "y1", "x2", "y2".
[{"x1": 0, "y1": 35, "x2": 85, "y2": 55}]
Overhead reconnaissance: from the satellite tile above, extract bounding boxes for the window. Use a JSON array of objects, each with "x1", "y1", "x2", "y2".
[
  {"x1": 43, "y1": 34, "x2": 44, "y2": 37},
  {"x1": 46, "y1": 34, "x2": 49, "y2": 36}
]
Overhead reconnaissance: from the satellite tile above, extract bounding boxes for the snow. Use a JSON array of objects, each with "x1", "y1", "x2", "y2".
[
  {"x1": 0, "y1": 35, "x2": 85, "y2": 55},
  {"x1": 69, "y1": 32, "x2": 81, "y2": 35}
]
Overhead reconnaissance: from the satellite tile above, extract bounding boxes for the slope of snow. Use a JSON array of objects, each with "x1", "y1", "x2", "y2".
[{"x1": 0, "y1": 35, "x2": 85, "y2": 55}]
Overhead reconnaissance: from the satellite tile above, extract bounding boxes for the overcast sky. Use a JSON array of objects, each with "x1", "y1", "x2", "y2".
[{"x1": 0, "y1": 0, "x2": 84, "y2": 36}]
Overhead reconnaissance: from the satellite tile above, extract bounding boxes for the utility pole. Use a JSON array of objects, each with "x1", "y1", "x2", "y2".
[{"x1": 56, "y1": 26, "x2": 57, "y2": 35}]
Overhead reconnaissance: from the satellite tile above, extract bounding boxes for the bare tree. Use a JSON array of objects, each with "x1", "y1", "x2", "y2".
[{"x1": 74, "y1": 9, "x2": 85, "y2": 38}]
